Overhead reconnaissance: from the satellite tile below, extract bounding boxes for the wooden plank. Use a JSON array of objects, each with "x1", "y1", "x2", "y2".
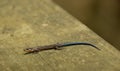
[{"x1": 0, "y1": 0, "x2": 120, "y2": 71}]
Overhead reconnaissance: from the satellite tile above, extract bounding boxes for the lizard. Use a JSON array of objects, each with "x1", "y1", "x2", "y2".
[{"x1": 24, "y1": 42, "x2": 100, "y2": 54}]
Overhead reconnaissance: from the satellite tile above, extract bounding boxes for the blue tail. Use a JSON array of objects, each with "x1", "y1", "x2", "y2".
[{"x1": 58, "y1": 42, "x2": 100, "y2": 50}]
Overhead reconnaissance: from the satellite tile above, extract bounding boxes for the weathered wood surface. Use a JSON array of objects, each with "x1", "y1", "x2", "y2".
[{"x1": 0, "y1": 0, "x2": 120, "y2": 71}]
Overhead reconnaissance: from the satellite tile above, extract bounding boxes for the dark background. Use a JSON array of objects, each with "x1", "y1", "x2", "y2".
[{"x1": 53, "y1": 0, "x2": 120, "y2": 50}]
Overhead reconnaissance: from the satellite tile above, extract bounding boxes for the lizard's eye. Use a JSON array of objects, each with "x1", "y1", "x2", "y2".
[{"x1": 26, "y1": 48, "x2": 32, "y2": 50}]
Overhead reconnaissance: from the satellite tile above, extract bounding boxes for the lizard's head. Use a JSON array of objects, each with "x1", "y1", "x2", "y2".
[{"x1": 24, "y1": 48, "x2": 35, "y2": 53}]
